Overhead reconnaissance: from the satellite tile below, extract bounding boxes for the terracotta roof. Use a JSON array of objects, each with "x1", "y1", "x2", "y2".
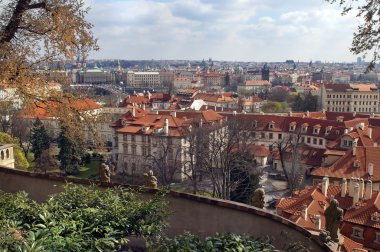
[
  {"x1": 312, "y1": 146, "x2": 380, "y2": 182},
  {"x1": 20, "y1": 98, "x2": 100, "y2": 119},
  {"x1": 341, "y1": 235, "x2": 365, "y2": 252},
  {"x1": 242, "y1": 80, "x2": 271, "y2": 86},
  {"x1": 246, "y1": 144, "x2": 270, "y2": 157}
]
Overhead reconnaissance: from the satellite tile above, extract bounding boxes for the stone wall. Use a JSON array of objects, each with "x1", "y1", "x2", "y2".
[{"x1": 0, "y1": 167, "x2": 330, "y2": 251}]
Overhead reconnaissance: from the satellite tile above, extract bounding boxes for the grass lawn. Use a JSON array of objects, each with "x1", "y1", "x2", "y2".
[{"x1": 75, "y1": 159, "x2": 101, "y2": 180}]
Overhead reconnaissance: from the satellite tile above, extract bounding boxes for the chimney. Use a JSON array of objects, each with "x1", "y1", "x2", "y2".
[
  {"x1": 171, "y1": 111, "x2": 176, "y2": 117},
  {"x1": 232, "y1": 111, "x2": 237, "y2": 116},
  {"x1": 353, "y1": 111, "x2": 356, "y2": 117},
  {"x1": 322, "y1": 177, "x2": 329, "y2": 197},
  {"x1": 357, "y1": 122, "x2": 365, "y2": 130},
  {"x1": 365, "y1": 180, "x2": 373, "y2": 200},
  {"x1": 302, "y1": 204, "x2": 308, "y2": 220},
  {"x1": 359, "y1": 178, "x2": 365, "y2": 199},
  {"x1": 315, "y1": 215, "x2": 321, "y2": 230},
  {"x1": 368, "y1": 163, "x2": 374, "y2": 177},
  {"x1": 349, "y1": 177, "x2": 355, "y2": 196},
  {"x1": 142, "y1": 104, "x2": 146, "y2": 111},
  {"x1": 344, "y1": 128, "x2": 348, "y2": 134},
  {"x1": 199, "y1": 118, "x2": 203, "y2": 128},
  {"x1": 352, "y1": 139, "x2": 357, "y2": 156},
  {"x1": 288, "y1": 111, "x2": 293, "y2": 117},
  {"x1": 353, "y1": 183, "x2": 360, "y2": 206},
  {"x1": 306, "y1": 110, "x2": 310, "y2": 117},
  {"x1": 242, "y1": 111, "x2": 247, "y2": 114},
  {"x1": 205, "y1": 105, "x2": 208, "y2": 110},
  {"x1": 341, "y1": 178, "x2": 347, "y2": 197},
  {"x1": 368, "y1": 127, "x2": 372, "y2": 139},
  {"x1": 371, "y1": 112, "x2": 375, "y2": 118},
  {"x1": 164, "y1": 118, "x2": 169, "y2": 136},
  {"x1": 132, "y1": 107, "x2": 136, "y2": 117},
  {"x1": 221, "y1": 107, "x2": 224, "y2": 112}
]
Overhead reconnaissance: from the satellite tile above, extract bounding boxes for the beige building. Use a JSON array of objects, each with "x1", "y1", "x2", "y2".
[
  {"x1": 322, "y1": 83, "x2": 379, "y2": 113},
  {"x1": 127, "y1": 71, "x2": 160, "y2": 88},
  {"x1": 0, "y1": 144, "x2": 15, "y2": 168},
  {"x1": 113, "y1": 109, "x2": 224, "y2": 182}
]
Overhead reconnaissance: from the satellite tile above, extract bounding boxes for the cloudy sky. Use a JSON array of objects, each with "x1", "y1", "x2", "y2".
[{"x1": 86, "y1": 0, "x2": 359, "y2": 62}]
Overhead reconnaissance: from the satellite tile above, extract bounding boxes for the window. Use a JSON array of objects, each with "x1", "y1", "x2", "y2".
[
  {"x1": 313, "y1": 138, "x2": 317, "y2": 144},
  {"x1": 123, "y1": 135, "x2": 128, "y2": 141},
  {"x1": 269, "y1": 133, "x2": 273, "y2": 139},
  {"x1": 319, "y1": 139, "x2": 323, "y2": 145},
  {"x1": 251, "y1": 132, "x2": 256, "y2": 138},
  {"x1": 261, "y1": 133, "x2": 265, "y2": 139},
  {"x1": 307, "y1": 137, "x2": 311, "y2": 144},
  {"x1": 351, "y1": 227, "x2": 364, "y2": 239},
  {"x1": 302, "y1": 126, "x2": 307, "y2": 133},
  {"x1": 375, "y1": 233, "x2": 380, "y2": 244},
  {"x1": 278, "y1": 133, "x2": 282, "y2": 140},
  {"x1": 131, "y1": 135, "x2": 135, "y2": 142},
  {"x1": 131, "y1": 145, "x2": 136, "y2": 155},
  {"x1": 142, "y1": 136, "x2": 146, "y2": 143},
  {"x1": 142, "y1": 147, "x2": 147, "y2": 156}
]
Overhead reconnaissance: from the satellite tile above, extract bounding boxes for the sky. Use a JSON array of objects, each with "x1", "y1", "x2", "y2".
[{"x1": 85, "y1": 0, "x2": 360, "y2": 62}]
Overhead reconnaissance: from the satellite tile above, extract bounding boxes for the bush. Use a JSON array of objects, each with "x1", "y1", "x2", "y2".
[
  {"x1": 153, "y1": 232, "x2": 274, "y2": 252},
  {"x1": 0, "y1": 132, "x2": 29, "y2": 169},
  {"x1": 0, "y1": 184, "x2": 168, "y2": 251}
]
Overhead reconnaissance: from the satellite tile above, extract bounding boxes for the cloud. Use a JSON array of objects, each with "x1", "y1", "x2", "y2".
[{"x1": 86, "y1": 0, "x2": 359, "y2": 62}]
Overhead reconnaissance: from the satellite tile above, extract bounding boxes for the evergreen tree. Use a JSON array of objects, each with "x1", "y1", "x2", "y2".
[
  {"x1": 30, "y1": 118, "x2": 50, "y2": 160},
  {"x1": 292, "y1": 94, "x2": 304, "y2": 112},
  {"x1": 58, "y1": 126, "x2": 84, "y2": 175},
  {"x1": 251, "y1": 188, "x2": 265, "y2": 209}
]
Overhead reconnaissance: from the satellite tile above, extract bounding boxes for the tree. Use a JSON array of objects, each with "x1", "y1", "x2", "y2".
[
  {"x1": 0, "y1": 0, "x2": 98, "y2": 142},
  {"x1": 203, "y1": 117, "x2": 257, "y2": 200},
  {"x1": 0, "y1": 100, "x2": 16, "y2": 133},
  {"x1": 182, "y1": 121, "x2": 210, "y2": 194},
  {"x1": 11, "y1": 114, "x2": 32, "y2": 156},
  {"x1": 145, "y1": 136, "x2": 182, "y2": 185},
  {"x1": 30, "y1": 118, "x2": 50, "y2": 160},
  {"x1": 58, "y1": 125, "x2": 84, "y2": 175},
  {"x1": 0, "y1": 184, "x2": 167, "y2": 251},
  {"x1": 229, "y1": 154, "x2": 260, "y2": 204},
  {"x1": 261, "y1": 101, "x2": 289, "y2": 113},
  {"x1": 251, "y1": 188, "x2": 265, "y2": 209},
  {"x1": 303, "y1": 92, "x2": 319, "y2": 112},
  {"x1": 327, "y1": 0, "x2": 380, "y2": 71},
  {"x1": 272, "y1": 129, "x2": 305, "y2": 192},
  {"x1": 35, "y1": 145, "x2": 58, "y2": 173},
  {"x1": 292, "y1": 93, "x2": 304, "y2": 112},
  {"x1": 268, "y1": 88, "x2": 290, "y2": 102},
  {"x1": 0, "y1": 132, "x2": 29, "y2": 169}
]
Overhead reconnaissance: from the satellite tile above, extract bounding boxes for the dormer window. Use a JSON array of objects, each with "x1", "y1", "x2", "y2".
[
  {"x1": 269, "y1": 121, "x2": 275, "y2": 130},
  {"x1": 352, "y1": 227, "x2": 364, "y2": 239},
  {"x1": 302, "y1": 123, "x2": 308, "y2": 133},
  {"x1": 371, "y1": 212, "x2": 380, "y2": 222},
  {"x1": 325, "y1": 126, "x2": 332, "y2": 135},
  {"x1": 313, "y1": 125, "x2": 321, "y2": 135},
  {"x1": 353, "y1": 160, "x2": 361, "y2": 168},
  {"x1": 289, "y1": 122, "x2": 296, "y2": 132},
  {"x1": 252, "y1": 120, "x2": 257, "y2": 128}
]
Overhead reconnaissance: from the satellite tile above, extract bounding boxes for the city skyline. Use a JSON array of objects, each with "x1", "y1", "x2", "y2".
[{"x1": 86, "y1": 0, "x2": 359, "y2": 62}]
